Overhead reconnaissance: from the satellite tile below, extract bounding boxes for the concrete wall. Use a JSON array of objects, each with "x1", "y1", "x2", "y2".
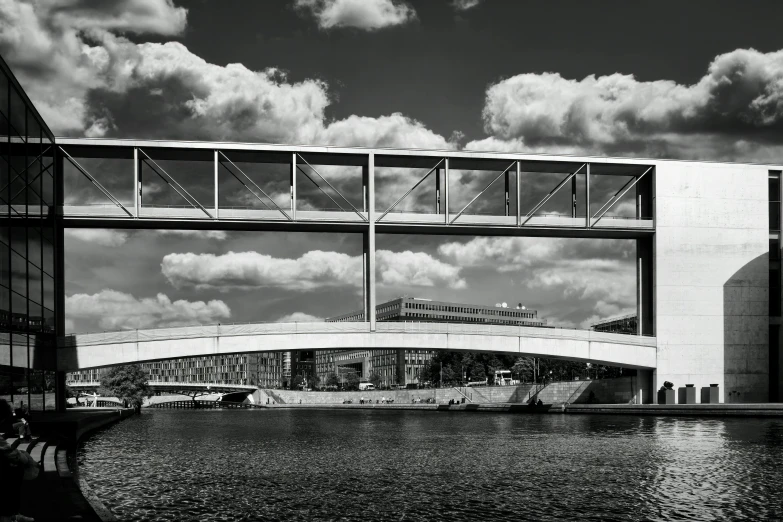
[{"x1": 655, "y1": 161, "x2": 769, "y2": 402}]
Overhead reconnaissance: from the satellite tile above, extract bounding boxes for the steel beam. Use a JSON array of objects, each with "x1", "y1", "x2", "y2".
[
  {"x1": 218, "y1": 152, "x2": 291, "y2": 219},
  {"x1": 444, "y1": 158, "x2": 450, "y2": 225},
  {"x1": 133, "y1": 148, "x2": 139, "y2": 217},
  {"x1": 214, "y1": 150, "x2": 219, "y2": 219},
  {"x1": 297, "y1": 154, "x2": 366, "y2": 222},
  {"x1": 366, "y1": 153, "x2": 376, "y2": 331},
  {"x1": 291, "y1": 153, "x2": 297, "y2": 220},
  {"x1": 585, "y1": 164, "x2": 591, "y2": 228},
  {"x1": 516, "y1": 161, "x2": 521, "y2": 227}
]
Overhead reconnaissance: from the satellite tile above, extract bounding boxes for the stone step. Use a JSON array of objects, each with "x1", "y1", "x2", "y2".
[
  {"x1": 56, "y1": 447, "x2": 73, "y2": 478},
  {"x1": 43, "y1": 443, "x2": 59, "y2": 477},
  {"x1": 29, "y1": 439, "x2": 50, "y2": 465}
]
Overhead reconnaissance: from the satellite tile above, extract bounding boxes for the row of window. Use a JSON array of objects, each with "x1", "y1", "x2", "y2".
[{"x1": 403, "y1": 301, "x2": 536, "y2": 319}]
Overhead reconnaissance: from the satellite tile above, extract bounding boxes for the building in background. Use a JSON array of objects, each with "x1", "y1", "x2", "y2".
[
  {"x1": 67, "y1": 352, "x2": 284, "y2": 389},
  {"x1": 317, "y1": 297, "x2": 546, "y2": 386},
  {"x1": 591, "y1": 314, "x2": 638, "y2": 335}
]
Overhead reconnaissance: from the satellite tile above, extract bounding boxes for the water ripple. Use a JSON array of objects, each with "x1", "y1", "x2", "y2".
[{"x1": 76, "y1": 410, "x2": 783, "y2": 521}]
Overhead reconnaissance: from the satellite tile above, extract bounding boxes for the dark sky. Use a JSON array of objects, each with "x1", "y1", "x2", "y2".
[{"x1": 179, "y1": 0, "x2": 783, "y2": 140}]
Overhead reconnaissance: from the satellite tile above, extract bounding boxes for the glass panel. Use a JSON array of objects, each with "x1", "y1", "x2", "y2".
[
  {"x1": 0, "y1": 71, "x2": 8, "y2": 119},
  {"x1": 8, "y1": 85, "x2": 25, "y2": 138},
  {"x1": 771, "y1": 238, "x2": 780, "y2": 261},
  {"x1": 43, "y1": 307, "x2": 54, "y2": 333},
  {"x1": 770, "y1": 202, "x2": 781, "y2": 231},
  {"x1": 9, "y1": 226, "x2": 24, "y2": 256},
  {"x1": 27, "y1": 300, "x2": 41, "y2": 330},
  {"x1": 44, "y1": 370, "x2": 57, "y2": 410},
  {"x1": 27, "y1": 228, "x2": 41, "y2": 269},
  {"x1": 770, "y1": 177, "x2": 780, "y2": 200},
  {"x1": 43, "y1": 273, "x2": 54, "y2": 311},
  {"x1": 41, "y1": 171, "x2": 53, "y2": 207},
  {"x1": 29, "y1": 369, "x2": 44, "y2": 411},
  {"x1": 42, "y1": 238, "x2": 53, "y2": 277},
  {"x1": 11, "y1": 291, "x2": 25, "y2": 329},
  {"x1": 0, "y1": 241, "x2": 7, "y2": 286},
  {"x1": 0, "y1": 156, "x2": 8, "y2": 205},
  {"x1": 28, "y1": 264, "x2": 41, "y2": 306},
  {"x1": 10, "y1": 249, "x2": 25, "y2": 298}
]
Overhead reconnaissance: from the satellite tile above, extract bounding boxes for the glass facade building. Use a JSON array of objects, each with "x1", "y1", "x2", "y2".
[{"x1": 0, "y1": 56, "x2": 61, "y2": 411}]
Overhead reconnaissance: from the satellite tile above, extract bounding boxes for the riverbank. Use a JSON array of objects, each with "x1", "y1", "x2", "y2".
[
  {"x1": 18, "y1": 407, "x2": 136, "y2": 521},
  {"x1": 262, "y1": 402, "x2": 783, "y2": 417}
]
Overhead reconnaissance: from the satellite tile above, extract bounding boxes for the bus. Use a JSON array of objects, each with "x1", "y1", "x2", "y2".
[{"x1": 359, "y1": 382, "x2": 375, "y2": 391}]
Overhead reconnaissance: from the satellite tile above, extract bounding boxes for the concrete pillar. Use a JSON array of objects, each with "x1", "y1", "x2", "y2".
[
  {"x1": 55, "y1": 150, "x2": 67, "y2": 412},
  {"x1": 637, "y1": 369, "x2": 653, "y2": 404},
  {"x1": 637, "y1": 237, "x2": 654, "y2": 336},
  {"x1": 505, "y1": 171, "x2": 510, "y2": 216},
  {"x1": 134, "y1": 147, "x2": 139, "y2": 217},
  {"x1": 364, "y1": 153, "x2": 376, "y2": 331},
  {"x1": 516, "y1": 161, "x2": 521, "y2": 227}
]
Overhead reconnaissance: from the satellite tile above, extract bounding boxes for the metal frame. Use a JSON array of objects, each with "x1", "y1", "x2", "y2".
[
  {"x1": 376, "y1": 158, "x2": 444, "y2": 222},
  {"x1": 59, "y1": 146, "x2": 133, "y2": 217},
  {"x1": 450, "y1": 161, "x2": 516, "y2": 224},
  {"x1": 591, "y1": 166, "x2": 653, "y2": 226},
  {"x1": 138, "y1": 148, "x2": 213, "y2": 219},
  {"x1": 521, "y1": 164, "x2": 586, "y2": 226},
  {"x1": 296, "y1": 154, "x2": 367, "y2": 221},
  {"x1": 218, "y1": 151, "x2": 291, "y2": 220}
]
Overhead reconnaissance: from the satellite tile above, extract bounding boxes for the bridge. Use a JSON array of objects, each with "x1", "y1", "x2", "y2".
[
  {"x1": 66, "y1": 381, "x2": 257, "y2": 394},
  {"x1": 57, "y1": 321, "x2": 657, "y2": 372}
]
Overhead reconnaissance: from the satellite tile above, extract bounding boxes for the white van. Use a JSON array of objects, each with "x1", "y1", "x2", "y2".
[{"x1": 359, "y1": 382, "x2": 375, "y2": 391}]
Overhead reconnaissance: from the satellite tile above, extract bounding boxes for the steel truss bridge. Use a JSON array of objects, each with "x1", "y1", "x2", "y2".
[{"x1": 55, "y1": 138, "x2": 656, "y2": 335}]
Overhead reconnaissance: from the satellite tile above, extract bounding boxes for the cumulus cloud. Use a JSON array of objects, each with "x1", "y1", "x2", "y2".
[
  {"x1": 64, "y1": 228, "x2": 129, "y2": 247},
  {"x1": 438, "y1": 237, "x2": 634, "y2": 328},
  {"x1": 160, "y1": 249, "x2": 465, "y2": 291},
  {"x1": 1, "y1": 0, "x2": 451, "y2": 150},
  {"x1": 452, "y1": 0, "x2": 481, "y2": 11},
  {"x1": 66, "y1": 289, "x2": 231, "y2": 330},
  {"x1": 276, "y1": 312, "x2": 324, "y2": 322},
  {"x1": 154, "y1": 230, "x2": 228, "y2": 241},
  {"x1": 294, "y1": 0, "x2": 416, "y2": 30},
  {"x1": 466, "y1": 48, "x2": 783, "y2": 161}
]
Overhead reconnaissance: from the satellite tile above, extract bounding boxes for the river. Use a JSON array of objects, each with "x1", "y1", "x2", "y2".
[{"x1": 76, "y1": 409, "x2": 783, "y2": 521}]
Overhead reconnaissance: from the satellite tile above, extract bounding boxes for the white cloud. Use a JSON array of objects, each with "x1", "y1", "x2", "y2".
[
  {"x1": 295, "y1": 0, "x2": 416, "y2": 30},
  {"x1": 376, "y1": 250, "x2": 466, "y2": 288},
  {"x1": 469, "y1": 48, "x2": 783, "y2": 161},
  {"x1": 452, "y1": 0, "x2": 481, "y2": 11},
  {"x1": 160, "y1": 249, "x2": 465, "y2": 291},
  {"x1": 1, "y1": 0, "x2": 450, "y2": 151},
  {"x1": 439, "y1": 237, "x2": 634, "y2": 327},
  {"x1": 66, "y1": 289, "x2": 230, "y2": 330},
  {"x1": 64, "y1": 228, "x2": 129, "y2": 247},
  {"x1": 276, "y1": 312, "x2": 324, "y2": 322}
]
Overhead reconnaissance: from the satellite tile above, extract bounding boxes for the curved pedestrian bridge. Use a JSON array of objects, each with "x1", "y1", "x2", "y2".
[{"x1": 57, "y1": 322, "x2": 657, "y2": 371}]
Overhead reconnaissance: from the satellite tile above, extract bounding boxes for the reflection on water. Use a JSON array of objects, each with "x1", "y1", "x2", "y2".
[{"x1": 77, "y1": 410, "x2": 783, "y2": 521}]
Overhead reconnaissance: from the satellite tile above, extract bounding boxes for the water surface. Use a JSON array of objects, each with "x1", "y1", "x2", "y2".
[{"x1": 77, "y1": 409, "x2": 783, "y2": 521}]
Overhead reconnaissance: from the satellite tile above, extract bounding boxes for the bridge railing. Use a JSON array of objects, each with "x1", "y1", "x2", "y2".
[{"x1": 60, "y1": 321, "x2": 656, "y2": 349}]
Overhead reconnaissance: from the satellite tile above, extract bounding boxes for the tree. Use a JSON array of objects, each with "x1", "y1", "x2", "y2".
[
  {"x1": 325, "y1": 372, "x2": 339, "y2": 387},
  {"x1": 345, "y1": 373, "x2": 360, "y2": 390},
  {"x1": 419, "y1": 361, "x2": 434, "y2": 384},
  {"x1": 512, "y1": 357, "x2": 535, "y2": 382},
  {"x1": 368, "y1": 372, "x2": 381, "y2": 388},
  {"x1": 101, "y1": 364, "x2": 151, "y2": 412},
  {"x1": 469, "y1": 362, "x2": 486, "y2": 382},
  {"x1": 307, "y1": 373, "x2": 320, "y2": 389},
  {"x1": 441, "y1": 365, "x2": 457, "y2": 385},
  {"x1": 292, "y1": 374, "x2": 305, "y2": 389}
]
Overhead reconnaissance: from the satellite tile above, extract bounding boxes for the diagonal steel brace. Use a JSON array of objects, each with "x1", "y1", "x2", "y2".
[
  {"x1": 138, "y1": 148, "x2": 213, "y2": 219},
  {"x1": 218, "y1": 151, "x2": 291, "y2": 220},
  {"x1": 450, "y1": 161, "x2": 516, "y2": 224},
  {"x1": 1, "y1": 147, "x2": 52, "y2": 194},
  {"x1": 521, "y1": 164, "x2": 586, "y2": 226},
  {"x1": 59, "y1": 147, "x2": 133, "y2": 217},
  {"x1": 377, "y1": 159, "x2": 444, "y2": 222},
  {"x1": 591, "y1": 166, "x2": 653, "y2": 226},
  {"x1": 296, "y1": 154, "x2": 367, "y2": 221}
]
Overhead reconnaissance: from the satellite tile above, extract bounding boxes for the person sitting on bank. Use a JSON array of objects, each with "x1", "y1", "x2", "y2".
[
  {"x1": 537, "y1": 398, "x2": 543, "y2": 406},
  {"x1": 0, "y1": 399, "x2": 38, "y2": 522},
  {"x1": 12, "y1": 402, "x2": 31, "y2": 440}
]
